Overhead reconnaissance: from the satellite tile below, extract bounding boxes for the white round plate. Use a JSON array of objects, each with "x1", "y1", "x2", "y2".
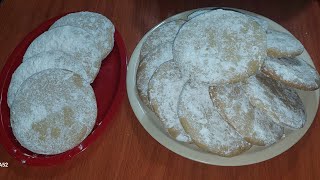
[{"x1": 127, "y1": 7, "x2": 320, "y2": 166}]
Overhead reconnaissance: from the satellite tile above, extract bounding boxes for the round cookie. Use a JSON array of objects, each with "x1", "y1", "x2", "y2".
[
  {"x1": 10, "y1": 69, "x2": 97, "y2": 155},
  {"x1": 209, "y1": 82, "x2": 284, "y2": 146},
  {"x1": 173, "y1": 9, "x2": 266, "y2": 85},
  {"x1": 187, "y1": 9, "x2": 212, "y2": 20},
  {"x1": 267, "y1": 30, "x2": 304, "y2": 58},
  {"x1": 7, "y1": 51, "x2": 89, "y2": 108},
  {"x1": 261, "y1": 57, "x2": 320, "y2": 91},
  {"x1": 24, "y1": 26, "x2": 103, "y2": 83},
  {"x1": 50, "y1": 11, "x2": 115, "y2": 59},
  {"x1": 148, "y1": 60, "x2": 192, "y2": 143},
  {"x1": 246, "y1": 74, "x2": 306, "y2": 129},
  {"x1": 136, "y1": 42, "x2": 173, "y2": 108},
  {"x1": 178, "y1": 82, "x2": 251, "y2": 157},
  {"x1": 140, "y1": 19, "x2": 185, "y2": 60}
]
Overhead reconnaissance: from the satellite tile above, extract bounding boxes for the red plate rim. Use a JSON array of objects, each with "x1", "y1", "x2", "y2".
[{"x1": 0, "y1": 12, "x2": 127, "y2": 166}]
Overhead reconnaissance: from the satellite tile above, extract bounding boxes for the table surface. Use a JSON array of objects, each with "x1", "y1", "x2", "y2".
[{"x1": 0, "y1": 0, "x2": 320, "y2": 179}]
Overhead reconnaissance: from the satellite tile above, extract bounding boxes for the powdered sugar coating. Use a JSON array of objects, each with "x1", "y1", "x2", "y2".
[
  {"x1": 253, "y1": 108, "x2": 284, "y2": 145},
  {"x1": 210, "y1": 82, "x2": 284, "y2": 146},
  {"x1": 136, "y1": 42, "x2": 173, "y2": 107},
  {"x1": 7, "y1": 51, "x2": 89, "y2": 108},
  {"x1": 10, "y1": 69, "x2": 97, "y2": 155},
  {"x1": 248, "y1": 15, "x2": 269, "y2": 32},
  {"x1": 173, "y1": 9, "x2": 266, "y2": 85},
  {"x1": 178, "y1": 82, "x2": 251, "y2": 157},
  {"x1": 267, "y1": 30, "x2": 304, "y2": 58},
  {"x1": 23, "y1": 26, "x2": 102, "y2": 82},
  {"x1": 50, "y1": 11, "x2": 115, "y2": 59},
  {"x1": 148, "y1": 60, "x2": 191, "y2": 143},
  {"x1": 140, "y1": 20, "x2": 185, "y2": 60},
  {"x1": 187, "y1": 9, "x2": 212, "y2": 20},
  {"x1": 261, "y1": 57, "x2": 320, "y2": 90},
  {"x1": 246, "y1": 75, "x2": 306, "y2": 129}
]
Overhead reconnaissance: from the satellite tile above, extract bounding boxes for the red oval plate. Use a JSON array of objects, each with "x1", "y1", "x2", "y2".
[{"x1": 0, "y1": 13, "x2": 127, "y2": 166}]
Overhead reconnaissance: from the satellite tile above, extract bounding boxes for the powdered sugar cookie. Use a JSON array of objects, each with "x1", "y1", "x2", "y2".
[
  {"x1": 253, "y1": 107, "x2": 284, "y2": 144},
  {"x1": 24, "y1": 26, "x2": 102, "y2": 83},
  {"x1": 140, "y1": 20, "x2": 185, "y2": 60},
  {"x1": 136, "y1": 42, "x2": 173, "y2": 108},
  {"x1": 267, "y1": 30, "x2": 304, "y2": 58},
  {"x1": 261, "y1": 57, "x2": 320, "y2": 91},
  {"x1": 50, "y1": 11, "x2": 115, "y2": 59},
  {"x1": 173, "y1": 9, "x2": 266, "y2": 85},
  {"x1": 209, "y1": 82, "x2": 284, "y2": 146},
  {"x1": 7, "y1": 51, "x2": 88, "y2": 108},
  {"x1": 10, "y1": 69, "x2": 97, "y2": 155},
  {"x1": 246, "y1": 75, "x2": 306, "y2": 129},
  {"x1": 148, "y1": 60, "x2": 191, "y2": 143},
  {"x1": 218, "y1": 9, "x2": 268, "y2": 31},
  {"x1": 248, "y1": 15, "x2": 268, "y2": 32},
  {"x1": 187, "y1": 9, "x2": 212, "y2": 20},
  {"x1": 178, "y1": 82, "x2": 251, "y2": 157}
]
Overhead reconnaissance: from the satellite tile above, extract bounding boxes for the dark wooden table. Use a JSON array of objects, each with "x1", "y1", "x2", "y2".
[{"x1": 0, "y1": 0, "x2": 320, "y2": 179}]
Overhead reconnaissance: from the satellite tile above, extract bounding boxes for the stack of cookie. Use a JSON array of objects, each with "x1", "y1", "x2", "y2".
[
  {"x1": 137, "y1": 9, "x2": 320, "y2": 157},
  {"x1": 8, "y1": 12, "x2": 115, "y2": 155}
]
